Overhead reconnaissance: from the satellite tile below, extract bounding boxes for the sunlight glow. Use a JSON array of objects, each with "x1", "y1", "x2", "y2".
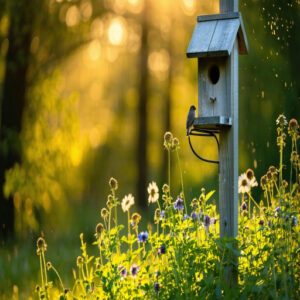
[
  {"x1": 66, "y1": 5, "x2": 80, "y2": 27},
  {"x1": 148, "y1": 50, "x2": 170, "y2": 80},
  {"x1": 88, "y1": 39, "x2": 101, "y2": 61},
  {"x1": 127, "y1": 0, "x2": 144, "y2": 14},
  {"x1": 181, "y1": 0, "x2": 197, "y2": 16},
  {"x1": 108, "y1": 17, "x2": 127, "y2": 46},
  {"x1": 80, "y1": 0, "x2": 93, "y2": 21},
  {"x1": 90, "y1": 18, "x2": 104, "y2": 38},
  {"x1": 70, "y1": 145, "x2": 83, "y2": 166}
]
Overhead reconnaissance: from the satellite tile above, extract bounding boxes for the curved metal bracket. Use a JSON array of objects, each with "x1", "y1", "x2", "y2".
[{"x1": 188, "y1": 128, "x2": 219, "y2": 164}]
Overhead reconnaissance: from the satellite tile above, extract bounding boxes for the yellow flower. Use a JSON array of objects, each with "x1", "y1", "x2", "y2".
[
  {"x1": 121, "y1": 194, "x2": 134, "y2": 212},
  {"x1": 147, "y1": 181, "x2": 159, "y2": 204}
]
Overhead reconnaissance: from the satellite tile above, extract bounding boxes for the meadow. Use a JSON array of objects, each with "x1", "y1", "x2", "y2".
[{"x1": 33, "y1": 115, "x2": 299, "y2": 299}]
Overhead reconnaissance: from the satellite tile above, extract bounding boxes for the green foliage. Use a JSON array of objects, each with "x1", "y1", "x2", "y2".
[
  {"x1": 34, "y1": 117, "x2": 300, "y2": 299},
  {"x1": 4, "y1": 72, "x2": 82, "y2": 234}
]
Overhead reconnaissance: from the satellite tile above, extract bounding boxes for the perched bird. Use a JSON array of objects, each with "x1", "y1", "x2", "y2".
[{"x1": 186, "y1": 105, "x2": 196, "y2": 136}]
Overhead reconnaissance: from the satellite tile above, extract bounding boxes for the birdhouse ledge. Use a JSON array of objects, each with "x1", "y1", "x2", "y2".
[{"x1": 187, "y1": 12, "x2": 248, "y2": 58}]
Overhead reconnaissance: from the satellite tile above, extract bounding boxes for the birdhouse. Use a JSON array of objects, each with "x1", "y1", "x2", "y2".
[{"x1": 186, "y1": 12, "x2": 248, "y2": 130}]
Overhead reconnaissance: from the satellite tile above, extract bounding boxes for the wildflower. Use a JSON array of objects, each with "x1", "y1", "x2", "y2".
[
  {"x1": 191, "y1": 211, "x2": 200, "y2": 221},
  {"x1": 288, "y1": 118, "x2": 299, "y2": 134},
  {"x1": 138, "y1": 231, "x2": 148, "y2": 243},
  {"x1": 276, "y1": 114, "x2": 288, "y2": 127},
  {"x1": 147, "y1": 181, "x2": 159, "y2": 204},
  {"x1": 164, "y1": 132, "x2": 173, "y2": 150},
  {"x1": 258, "y1": 219, "x2": 264, "y2": 226},
  {"x1": 160, "y1": 210, "x2": 165, "y2": 219},
  {"x1": 174, "y1": 196, "x2": 184, "y2": 211},
  {"x1": 269, "y1": 166, "x2": 277, "y2": 174},
  {"x1": 260, "y1": 175, "x2": 267, "y2": 189},
  {"x1": 162, "y1": 184, "x2": 169, "y2": 194},
  {"x1": 246, "y1": 168, "x2": 258, "y2": 188},
  {"x1": 183, "y1": 214, "x2": 190, "y2": 220},
  {"x1": 101, "y1": 208, "x2": 109, "y2": 219},
  {"x1": 95, "y1": 223, "x2": 104, "y2": 238},
  {"x1": 241, "y1": 202, "x2": 248, "y2": 211},
  {"x1": 119, "y1": 266, "x2": 127, "y2": 278},
  {"x1": 158, "y1": 244, "x2": 166, "y2": 255},
  {"x1": 204, "y1": 215, "x2": 210, "y2": 227},
  {"x1": 106, "y1": 195, "x2": 114, "y2": 209},
  {"x1": 164, "y1": 132, "x2": 173, "y2": 144},
  {"x1": 171, "y1": 137, "x2": 180, "y2": 150},
  {"x1": 130, "y1": 264, "x2": 139, "y2": 277},
  {"x1": 282, "y1": 180, "x2": 288, "y2": 189},
  {"x1": 36, "y1": 237, "x2": 47, "y2": 254},
  {"x1": 291, "y1": 216, "x2": 298, "y2": 227},
  {"x1": 131, "y1": 213, "x2": 141, "y2": 227},
  {"x1": 109, "y1": 177, "x2": 118, "y2": 190},
  {"x1": 211, "y1": 217, "x2": 217, "y2": 225},
  {"x1": 77, "y1": 256, "x2": 83, "y2": 267},
  {"x1": 238, "y1": 173, "x2": 251, "y2": 194},
  {"x1": 191, "y1": 198, "x2": 199, "y2": 210},
  {"x1": 154, "y1": 282, "x2": 160, "y2": 293},
  {"x1": 121, "y1": 194, "x2": 134, "y2": 212}
]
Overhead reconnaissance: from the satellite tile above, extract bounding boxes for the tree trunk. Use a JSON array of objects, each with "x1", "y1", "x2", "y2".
[
  {"x1": 0, "y1": 0, "x2": 35, "y2": 241},
  {"x1": 136, "y1": 0, "x2": 149, "y2": 208}
]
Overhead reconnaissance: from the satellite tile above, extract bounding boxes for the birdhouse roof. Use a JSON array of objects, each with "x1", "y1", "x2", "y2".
[{"x1": 186, "y1": 12, "x2": 248, "y2": 58}]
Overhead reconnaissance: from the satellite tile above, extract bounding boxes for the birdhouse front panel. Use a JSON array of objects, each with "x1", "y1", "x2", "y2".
[{"x1": 198, "y1": 57, "x2": 228, "y2": 118}]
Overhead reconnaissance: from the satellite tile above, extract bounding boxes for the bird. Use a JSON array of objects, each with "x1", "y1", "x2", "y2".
[{"x1": 186, "y1": 105, "x2": 196, "y2": 136}]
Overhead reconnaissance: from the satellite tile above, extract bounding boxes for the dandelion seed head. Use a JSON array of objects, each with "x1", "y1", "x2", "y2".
[
  {"x1": 162, "y1": 184, "x2": 169, "y2": 194},
  {"x1": 109, "y1": 177, "x2": 118, "y2": 190},
  {"x1": 95, "y1": 223, "x2": 104, "y2": 238},
  {"x1": 288, "y1": 118, "x2": 299, "y2": 132},
  {"x1": 101, "y1": 208, "x2": 109, "y2": 219}
]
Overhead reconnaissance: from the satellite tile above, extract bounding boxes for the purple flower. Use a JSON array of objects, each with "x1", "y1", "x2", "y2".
[
  {"x1": 130, "y1": 264, "x2": 139, "y2": 277},
  {"x1": 191, "y1": 212, "x2": 200, "y2": 221},
  {"x1": 204, "y1": 215, "x2": 211, "y2": 227},
  {"x1": 160, "y1": 210, "x2": 165, "y2": 219},
  {"x1": 158, "y1": 244, "x2": 166, "y2": 255},
  {"x1": 138, "y1": 231, "x2": 149, "y2": 243},
  {"x1": 154, "y1": 282, "x2": 160, "y2": 293},
  {"x1": 119, "y1": 266, "x2": 127, "y2": 277},
  {"x1": 291, "y1": 216, "x2": 298, "y2": 227},
  {"x1": 241, "y1": 202, "x2": 248, "y2": 211},
  {"x1": 183, "y1": 214, "x2": 189, "y2": 220},
  {"x1": 174, "y1": 197, "x2": 184, "y2": 211}
]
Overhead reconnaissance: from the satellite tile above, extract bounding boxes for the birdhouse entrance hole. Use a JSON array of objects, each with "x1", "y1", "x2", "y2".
[{"x1": 208, "y1": 65, "x2": 220, "y2": 84}]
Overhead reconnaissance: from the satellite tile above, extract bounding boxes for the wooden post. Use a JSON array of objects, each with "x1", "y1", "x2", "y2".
[{"x1": 219, "y1": 0, "x2": 239, "y2": 286}]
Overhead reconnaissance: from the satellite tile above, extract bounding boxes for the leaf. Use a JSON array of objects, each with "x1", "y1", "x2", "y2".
[{"x1": 205, "y1": 190, "x2": 215, "y2": 202}]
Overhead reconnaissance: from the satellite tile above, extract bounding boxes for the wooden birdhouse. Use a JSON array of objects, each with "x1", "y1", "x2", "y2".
[{"x1": 187, "y1": 12, "x2": 248, "y2": 130}]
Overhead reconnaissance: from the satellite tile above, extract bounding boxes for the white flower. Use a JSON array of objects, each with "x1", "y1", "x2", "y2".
[
  {"x1": 147, "y1": 181, "x2": 159, "y2": 204},
  {"x1": 249, "y1": 177, "x2": 258, "y2": 188},
  {"x1": 245, "y1": 168, "x2": 258, "y2": 189},
  {"x1": 238, "y1": 173, "x2": 251, "y2": 194},
  {"x1": 121, "y1": 194, "x2": 135, "y2": 212}
]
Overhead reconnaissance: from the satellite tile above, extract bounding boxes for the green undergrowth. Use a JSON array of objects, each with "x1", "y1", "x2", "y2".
[{"x1": 34, "y1": 115, "x2": 299, "y2": 299}]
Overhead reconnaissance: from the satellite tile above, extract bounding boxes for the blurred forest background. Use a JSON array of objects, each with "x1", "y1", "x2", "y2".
[{"x1": 0, "y1": 0, "x2": 299, "y2": 298}]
